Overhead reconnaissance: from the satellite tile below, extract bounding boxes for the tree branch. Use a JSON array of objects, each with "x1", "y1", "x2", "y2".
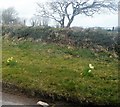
[{"x1": 37, "y1": 0, "x2": 117, "y2": 28}]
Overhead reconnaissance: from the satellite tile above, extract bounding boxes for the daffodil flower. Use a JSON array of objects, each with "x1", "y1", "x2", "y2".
[
  {"x1": 7, "y1": 57, "x2": 17, "y2": 64},
  {"x1": 7, "y1": 60, "x2": 10, "y2": 63},
  {"x1": 89, "y1": 64, "x2": 94, "y2": 69},
  {"x1": 10, "y1": 57, "x2": 13, "y2": 60},
  {"x1": 88, "y1": 70, "x2": 91, "y2": 73},
  {"x1": 6, "y1": 57, "x2": 17, "y2": 66}
]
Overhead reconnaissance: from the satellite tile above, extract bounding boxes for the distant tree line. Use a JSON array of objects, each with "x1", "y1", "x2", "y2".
[
  {"x1": 1, "y1": 7, "x2": 22, "y2": 25},
  {"x1": 0, "y1": 7, "x2": 49, "y2": 27}
]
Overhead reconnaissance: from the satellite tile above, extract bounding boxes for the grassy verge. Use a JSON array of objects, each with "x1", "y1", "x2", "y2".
[{"x1": 2, "y1": 38, "x2": 119, "y2": 105}]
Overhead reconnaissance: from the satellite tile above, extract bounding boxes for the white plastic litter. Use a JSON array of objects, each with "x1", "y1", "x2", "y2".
[{"x1": 37, "y1": 101, "x2": 49, "y2": 107}]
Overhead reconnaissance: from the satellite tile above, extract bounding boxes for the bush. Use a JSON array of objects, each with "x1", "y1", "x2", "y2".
[
  {"x1": 68, "y1": 28, "x2": 115, "y2": 51},
  {"x1": 2, "y1": 25, "x2": 117, "y2": 53},
  {"x1": 2, "y1": 25, "x2": 14, "y2": 36},
  {"x1": 2, "y1": 25, "x2": 53, "y2": 40},
  {"x1": 114, "y1": 34, "x2": 120, "y2": 58},
  {"x1": 11, "y1": 26, "x2": 52, "y2": 39}
]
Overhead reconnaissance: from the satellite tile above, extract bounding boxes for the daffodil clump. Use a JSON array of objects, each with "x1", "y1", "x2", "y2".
[
  {"x1": 82, "y1": 64, "x2": 94, "y2": 77},
  {"x1": 6, "y1": 57, "x2": 17, "y2": 66}
]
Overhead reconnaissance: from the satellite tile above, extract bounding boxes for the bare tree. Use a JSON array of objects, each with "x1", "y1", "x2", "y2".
[
  {"x1": 37, "y1": 0, "x2": 117, "y2": 28},
  {"x1": 2, "y1": 7, "x2": 20, "y2": 25},
  {"x1": 55, "y1": 21, "x2": 61, "y2": 28},
  {"x1": 30, "y1": 15, "x2": 49, "y2": 27},
  {"x1": 19, "y1": 18, "x2": 27, "y2": 26},
  {"x1": 42, "y1": 15, "x2": 49, "y2": 27},
  {"x1": 30, "y1": 15, "x2": 42, "y2": 27}
]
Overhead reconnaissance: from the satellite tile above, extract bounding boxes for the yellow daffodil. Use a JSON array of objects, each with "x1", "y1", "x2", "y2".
[
  {"x1": 89, "y1": 64, "x2": 94, "y2": 69},
  {"x1": 88, "y1": 70, "x2": 91, "y2": 73},
  {"x1": 7, "y1": 60, "x2": 10, "y2": 63},
  {"x1": 10, "y1": 57, "x2": 13, "y2": 60},
  {"x1": 7, "y1": 57, "x2": 15, "y2": 63}
]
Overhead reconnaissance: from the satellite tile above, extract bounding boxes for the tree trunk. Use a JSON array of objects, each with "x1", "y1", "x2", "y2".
[
  {"x1": 61, "y1": 15, "x2": 65, "y2": 28},
  {"x1": 61, "y1": 19, "x2": 64, "y2": 28},
  {"x1": 66, "y1": 16, "x2": 74, "y2": 28},
  {"x1": 61, "y1": 24, "x2": 64, "y2": 28}
]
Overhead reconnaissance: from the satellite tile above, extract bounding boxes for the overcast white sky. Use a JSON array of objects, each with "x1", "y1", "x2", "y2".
[{"x1": 0, "y1": 0, "x2": 118, "y2": 28}]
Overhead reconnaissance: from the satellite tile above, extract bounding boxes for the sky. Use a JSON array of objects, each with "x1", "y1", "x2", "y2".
[{"x1": 0, "y1": 0, "x2": 119, "y2": 28}]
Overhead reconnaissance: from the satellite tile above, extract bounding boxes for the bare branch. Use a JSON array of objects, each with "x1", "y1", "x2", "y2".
[{"x1": 36, "y1": 0, "x2": 117, "y2": 28}]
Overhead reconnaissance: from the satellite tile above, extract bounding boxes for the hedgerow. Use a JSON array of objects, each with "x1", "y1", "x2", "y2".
[{"x1": 2, "y1": 25, "x2": 118, "y2": 53}]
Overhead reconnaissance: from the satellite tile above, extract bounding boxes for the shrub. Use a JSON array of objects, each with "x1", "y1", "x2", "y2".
[
  {"x1": 114, "y1": 34, "x2": 120, "y2": 58},
  {"x1": 2, "y1": 25, "x2": 117, "y2": 53},
  {"x1": 68, "y1": 28, "x2": 115, "y2": 51},
  {"x1": 2, "y1": 25, "x2": 53, "y2": 40}
]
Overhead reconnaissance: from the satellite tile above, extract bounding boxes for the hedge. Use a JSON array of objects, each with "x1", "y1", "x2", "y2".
[{"x1": 2, "y1": 25, "x2": 118, "y2": 53}]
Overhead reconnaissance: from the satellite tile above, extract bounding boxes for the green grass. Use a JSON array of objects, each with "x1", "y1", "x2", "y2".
[{"x1": 2, "y1": 38, "x2": 119, "y2": 105}]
